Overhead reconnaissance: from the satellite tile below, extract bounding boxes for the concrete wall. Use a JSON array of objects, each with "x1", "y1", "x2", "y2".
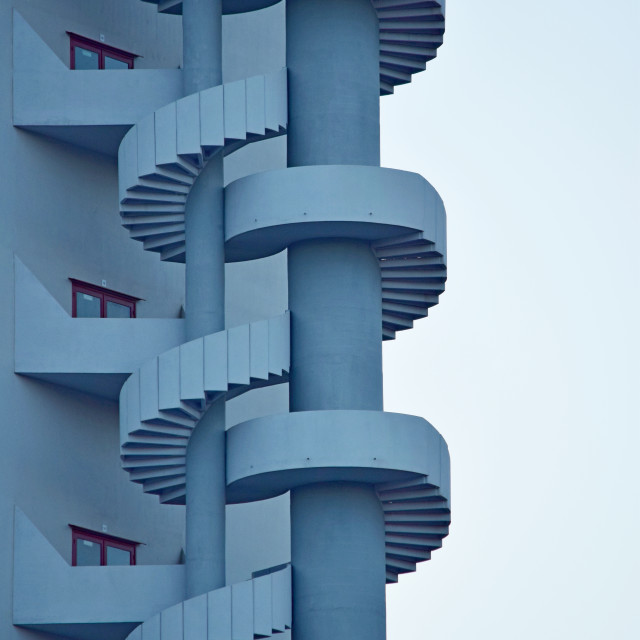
[{"x1": 1, "y1": 0, "x2": 289, "y2": 638}]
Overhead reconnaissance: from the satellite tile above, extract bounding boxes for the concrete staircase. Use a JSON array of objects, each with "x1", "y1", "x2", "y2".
[
  {"x1": 120, "y1": 313, "x2": 290, "y2": 504},
  {"x1": 118, "y1": 69, "x2": 287, "y2": 262}
]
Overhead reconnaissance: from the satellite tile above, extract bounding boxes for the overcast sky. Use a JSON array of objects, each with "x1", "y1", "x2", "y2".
[{"x1": 380, "y1": 2, "x2": 639, "y2": 638}]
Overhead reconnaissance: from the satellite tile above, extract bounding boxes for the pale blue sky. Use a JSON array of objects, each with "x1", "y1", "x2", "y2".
[{"x1": 381, "y1": 1, "x2": 639, "y2": 638}]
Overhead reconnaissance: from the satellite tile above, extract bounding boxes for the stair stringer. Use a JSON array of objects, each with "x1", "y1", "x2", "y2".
[
  {"x1": 120, "y1": 312, "x2": 290, "y2": 505},
  {"x1": 124, "y1": 564, "x2": 292, "y2": 640},
  {"x1": 118, "y1": 69, "x2": 288, "y2": 263}
]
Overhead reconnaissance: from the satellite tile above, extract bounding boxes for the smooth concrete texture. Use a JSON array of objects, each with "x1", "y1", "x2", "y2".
[
  {"x1": 185, "y1": 398, "x2": 226, "y2": 597},
  {"x1": 13, "y1": 509, "x2": 186, "y2": 635},
  {"x1": 286, "y1": 0, "x2": 380, "y2": 167},
  {"x1": 226, "y1": 410, "x2": 450, "y2": 502},
  {"x1": 291, "y1": 484, "x2": 386, "y2": 640},
  {"x1": 182, "y1": 0, "x2": 222, "y2": 96},
  {"x1": 13, "y1": 12, "x2": 183, "y2": 156},
  {"x1": 182, "y1": 0, "x2": 226, "y2": 602},
  {"x1": 288, "y1": 240, "x2": 383, "y2": 412},
  {"x1": 14, "y1": 257, "x2": 186, "y2": 399},
  {"x1": 185, "y1": 154, "x2": 226, "y2": 341},
  {"x1": 2, "y1": 2, "x2": 291, "y2": 639},
  {"x1": 124, "y1": 564, "x2": 291, "y2": 640},
  {"x1": 224, "y1": 164, "x2": 446, "y2": 261}
]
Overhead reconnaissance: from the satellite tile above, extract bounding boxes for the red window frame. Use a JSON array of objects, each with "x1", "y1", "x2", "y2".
[
  {"x1": 71, "y1": 279, "x2": 139, "y2": 318},
  {"x1": 70, "y1": 525, "x2": 140, "y2": 566},
  {"x1": 68, "y1": 32, "x2": 136, "y2": 70}
]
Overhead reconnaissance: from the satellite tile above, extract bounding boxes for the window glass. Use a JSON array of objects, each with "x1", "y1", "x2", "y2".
[
  {"x1": 74, "y1": 46, "x2": 99, "y2": 70},
  {"x1": 75, "y1": 538, "x2": 101, "y2": 566},
  {"x1": 76, "y1": 292, "x2": 101, "y2": 317},
  {"x1": 104, "y1": 55, "x2": 129, "y2": 70},
  {"x1": 106, "y1": 545, "x2": 132, "y2": 565},
  {"x1": 106, "y1": 300, "x2": 132, "y2": 318}
]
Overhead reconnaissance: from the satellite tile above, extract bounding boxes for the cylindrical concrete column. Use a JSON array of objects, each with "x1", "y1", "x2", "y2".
[
  {"x1": 182, "y1": 0, "x2": 223, "y2": 96},
  {"x1": 182, "y1": 0, "x2": 226, "y2": 599},
  {"x1": 185, "y1": 397, "x2": 226, "y2": 598},
  {"x1": 288, "y1": 239, "x2": 383, "y2": 412},
  {"x1": 286, "y1": 0, "x2": 380, "y2": 167},
  {"x1": 184, "y1": 153, "x2": 225, "y2": 342},
  {"x1": 287, "y1": 1, "x2": 386, "y2": 637},
  {"x1": 290, "y1": 483, "x2": 387, "y2": 640}
]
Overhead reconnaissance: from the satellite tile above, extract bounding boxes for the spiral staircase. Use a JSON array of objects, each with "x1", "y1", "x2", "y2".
[{"x1": 117, "y1": 0, "x2": 450, "y2": 638}]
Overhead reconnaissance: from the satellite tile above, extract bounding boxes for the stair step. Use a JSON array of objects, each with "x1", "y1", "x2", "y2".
[
  {"x1": 121, "y1": 203, "x2": 186, "y2": 215},
  {"x1": 122, "y1": 214, "x2": 185, "y2": 227},
  {"x1": 128, "y1": 180, "x2": 191, "y2": 196},
  {"x1": 386, "y1": 570, "x2": 399, "y2": 584},
  {"x1": 384, "y1": 514, "x2": 451, "y2": 538},
  {"x1": 382, "y1": 499, "x2": 448, "y2": 513},
  {"x1": 129, "y1": 223, "x2": 185, "y2": 240},
  {"x1": 377, "y1": 476, "x2": 437, "y2": 492},
  {"x1": 379, "y1": 256, "x2": 445, "y2": 269},
  {"x1": 381, "y1": 280, "x2": 446, "y2": 294},
  {"x1": 144, "y1": 474, "x2": 187, "y2": 494},
  {"x1": 386, "y1": 545, "x2": 432, "y2": 561},
  {"x1": 160, "y1": 244, "x2": 186, "y2": 262},
  {"x1": 376, "y1": 7, "x2": 444, "y2": 20},
  {"x1": 381, "y1": 291, "x2": 439, "y2": 306},
  {"x1": 384, "y1": 502, "x2": 451, "y2": 526},
  {"x1": 121, "y1": 455, "x2": 186, "y2": 469},
  {"x1": 386, "y1": 557, "x2": 416, "y2": 574},
  {"x1": 379, "y1": 486, "x2": 442, "y2": 502},
  {"x1": 128, "y1": 465, "x2": 186, "y2": 482},
  {"x1": 382, "y1": 312, "x2": 414, "y2": 330},
  {"x1": 121, "y1": 433, "x2": 189, "y2": 447},
  {"x1": 143, "y1": 232, "x2": 186, "y2": 251},
  {"x1": 381, "y1": 301, "x2": 428, "y2": 319},
  {"x1": 379, "y1": 19, "x2": 445, "y2": 35},
  {"x1": 380, "y1": 42, "x2": 438, "y2": 60},
  {"x1": 386, "y1": 534, "x2": 443, "y2": 551},
  {"x1": 373, "y1": 0, "x2": 444, "y2": 10},
  {"x1": 380, "y1": 65, "x2": 413, "y2": 84},
  {"x1": 159, "y1": 485, "x2": 187, "y2": 504}
]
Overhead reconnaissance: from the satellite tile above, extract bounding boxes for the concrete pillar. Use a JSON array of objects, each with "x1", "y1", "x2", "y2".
[
  {"x1": 290, "y1": 483, "x2": 387, "y2": 640},
  {"x1": 184, "y1": 152, "x2": 225, "y2": 342},
  {"x1": 288, "y1": 238, "x2": 382, "y2": 413},
  {"x1": 185, "y1": 397, "x2": 226, "y2": 598},
  {"x1": 286, "y1": 0, "x2": 386, "y2": 638},
  {"x1": 286, "y1": 0, "x2": 380, "y2": 167},
  {"x1": 182, "y1": 0, "x2": 226, "y2": 598},
  {"x1": 182, "y1": 0, "x2": 223, "y2": 96}
]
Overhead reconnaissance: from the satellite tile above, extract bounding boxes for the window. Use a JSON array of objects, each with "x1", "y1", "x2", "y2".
[
  {"x1": 71, "y1": 279, "x2": 139, "y2": 318},
  {"x1": 70, "y1": 525, "x2": 140, "y2": 566},
  {"x1": 68, "y1": 32, "x2": 136, "y2": 70}
]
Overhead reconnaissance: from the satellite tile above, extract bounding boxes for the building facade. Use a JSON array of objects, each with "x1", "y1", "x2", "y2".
[{"x1": 1, "y1": 1, "x2": 449, "y2": 638}]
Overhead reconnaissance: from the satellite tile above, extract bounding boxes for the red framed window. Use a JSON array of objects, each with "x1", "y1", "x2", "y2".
[
  {"x1": 71, "y1": 279, "x2": 139, "y2": 318},
  {"x1": 70, "y1": 525, "x2": 140, "y2": 566},
  {"x1": 68, "y1": 32, "x2": 136, "y2": 70}
]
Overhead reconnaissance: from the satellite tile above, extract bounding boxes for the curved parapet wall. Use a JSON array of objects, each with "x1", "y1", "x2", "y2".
[
  {"x1": 125, "y1": 565, "x2": 292, "y2": 640},
  {"x1": 118, "y1": 69, "x2": 287, "y2": 262},
  {"x1": 141, "y1": 0, "x2": 446, "y2": 94},
  {"x1": 227, "y1": 410, "x2": 450, "y2": 583},
  {"x1": 225, "y1": 165, "x2": 447, "y2": 339}
]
